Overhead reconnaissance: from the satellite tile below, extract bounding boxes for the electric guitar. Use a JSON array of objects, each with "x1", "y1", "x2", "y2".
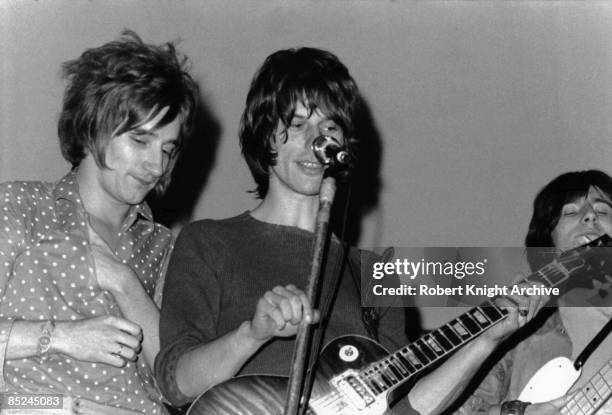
[
  {"x1": 187, "y1": 236, "x2": 612, "y2": 415},
  {"x1": 518, "y1": 357, "x2": 612, "y2": 415},
  {"x1": 562, "y1": 359, "x2": 612, "y2": 415}
]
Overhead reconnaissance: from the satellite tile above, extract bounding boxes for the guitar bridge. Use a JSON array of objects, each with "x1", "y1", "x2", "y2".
[{"x1": 331, "y1": 370, "x2": 376, "y2": 410}]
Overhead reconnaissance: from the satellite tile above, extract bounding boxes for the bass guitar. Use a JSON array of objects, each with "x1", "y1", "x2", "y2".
[
  {"x1": 188, "y1": 236, "x2": 612, "y2": 415},
  {"x1": 519, "y1": 357, "x2": 611, "y2": 415}
]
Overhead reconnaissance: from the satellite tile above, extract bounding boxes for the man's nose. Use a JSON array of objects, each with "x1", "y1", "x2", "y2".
[
  {"x1": 581, "y1": 204, "x2": 598, "y2": 224},
  {"x1": 144, "y1": 148, "x2": 164, "y2": 177},
  {"x1": 304, "y1": 124, "x2": 320, "y2": 148}
]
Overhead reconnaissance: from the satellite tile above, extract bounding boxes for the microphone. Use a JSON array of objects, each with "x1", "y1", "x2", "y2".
[{"x1": 312, "y1": 135, "x2": 353, "y2": 168}]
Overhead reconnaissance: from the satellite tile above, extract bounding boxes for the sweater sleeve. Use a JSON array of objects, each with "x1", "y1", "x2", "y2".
[{"x1": 154, "y1": 223, "x2": 221, "y2": 406}]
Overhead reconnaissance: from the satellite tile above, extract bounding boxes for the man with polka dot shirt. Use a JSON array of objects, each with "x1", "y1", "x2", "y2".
[{"x1": 0, "y1": 31, "x2": 198, "y2": 414}]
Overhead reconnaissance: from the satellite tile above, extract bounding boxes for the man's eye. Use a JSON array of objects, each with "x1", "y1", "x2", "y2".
[
  {"x1": 562, "y1": 209, "x2": 577, "y2": 216},
  {"x1": 290, "y1": 122, "x2": 304, "y2": 129},
  {"x1": 130, "y1": 135, "x2": 146, "y2": 145}
]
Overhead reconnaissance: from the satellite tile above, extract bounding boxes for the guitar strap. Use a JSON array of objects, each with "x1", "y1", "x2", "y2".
[{"x1": 574, "y1": 316, "x2": 612, "y2": 370}]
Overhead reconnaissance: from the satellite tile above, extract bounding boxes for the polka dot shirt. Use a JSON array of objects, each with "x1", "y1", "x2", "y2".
[{"x1": 0, "y1": 172, "x2": 173, "y2": 414}]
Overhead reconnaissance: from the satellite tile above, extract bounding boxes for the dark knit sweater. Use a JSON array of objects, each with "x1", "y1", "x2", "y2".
[{"x1": 155, "y1": 212, "x2": 410, "y2": 408}]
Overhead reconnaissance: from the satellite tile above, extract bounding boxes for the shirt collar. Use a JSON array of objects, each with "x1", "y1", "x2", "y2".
[{"x1": 52, "y1": 170, "x2": 154, "y2": 231}]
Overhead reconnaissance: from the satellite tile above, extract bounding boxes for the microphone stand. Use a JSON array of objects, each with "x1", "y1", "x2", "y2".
[{"x1": 283, "y1": 172, "x2": 338, "y2": 415}]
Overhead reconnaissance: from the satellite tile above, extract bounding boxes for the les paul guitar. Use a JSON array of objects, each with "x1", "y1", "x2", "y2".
[{"x1": 188, "y1": 236, "x2": 612, "y2": 415}]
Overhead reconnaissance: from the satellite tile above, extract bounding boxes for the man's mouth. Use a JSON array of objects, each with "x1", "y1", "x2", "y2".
[
  {"x1": 297, "y1": 160, "x2": 324, "y2": 170},
  {"x1": 132, "y1": 176, "x2": 158, "y2": 187}
]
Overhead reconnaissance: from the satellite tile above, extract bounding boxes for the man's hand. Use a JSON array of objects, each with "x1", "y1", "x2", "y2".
[
  {"x1": 482, "y1": 276, "x2": 550, "y2": 345},
  {"x1": 245, "y1": 284, "x2": 320, "y2": 343},
  {"x1": 53, "y1": 316, "x2": 143, "y2": 367},
  {"x1": 89, "y1": 229, "x2": 139, "y2": 295}
]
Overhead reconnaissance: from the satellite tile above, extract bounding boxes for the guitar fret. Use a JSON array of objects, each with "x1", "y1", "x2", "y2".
[
  {"x1": 469, "y1": 308, "x2": 491, "y2": 329},
  {"x1": 479, "y1": 303, "x2": 505, "y2": 322},
  {"x1": 385, "y1": 361, "x2": 403, "y2": 381},
  {"x1": 401, "y1": 347, "x2": 423, "y2": 368},
  {"x1": 368, "y1": 377, "x2": 383, "y2": 394},
  {"x1": 583, "y1": 385, "x2": 601, "y2": 408},
  {"x1": 576, "y1": 393, "x2": 594, "y2": 413},
  {"x1": 380, "y1": 372, "x2": 394, "y2": 388},
  {"x1": 441, "y1": 325, "x2": 462, "y2": 346},
  {"x1": 450, "y1": 319, "x2": 471, "y2": 339},
  {"x1": 602, "y1": 362, "x2": 612, "y2": 386},
  {"x1": 593, "y1": 374, "x2": 610, "y2": 396},
  {"x1": 389, "y1": 355, "x2": 410, "y2": 377},
  {"x1": 415, "y1": 340, "x2": 437, "y2": 362},
  {"x1": 431, "y1": 330, "x2": 453, "y2": 351},
  {"x1": 552, "y1": 259, "x2": 572, "y2": 284},
  {"x1": 380, "y1": 365, "x2": 397, "y2": 384},
  {"x1": 424, "y1": 335, "x2": 445, "y2": 356},
  {"x1": 535, "y1": 269, "x2": 554, "y2": 287},
  {"x1": 396, "y1": 351, "x2": 416, "y2": 372},
  {"x1": 590, "y1": 374, "x2": 610, "y2": 397},
  {"x1": 367, "y1": 363, "x2": 393, "y2": 391},
  {"x1": 458, "y1": 314, "x2": 480, "y2": 335},
  {"x1": 409, "y1": 343, "x2": 430, "y2": 365},
  {"x1": 562, "y1": 400, "x2": 580, "y2": 415},
  {"x1": 549, "y1": 269, "x2": 568, "y2": 286}
]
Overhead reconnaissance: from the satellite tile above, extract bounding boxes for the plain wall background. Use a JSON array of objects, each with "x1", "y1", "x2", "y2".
[{"x1": 2, "y1": 0, "x2": 612, "y2": 326}]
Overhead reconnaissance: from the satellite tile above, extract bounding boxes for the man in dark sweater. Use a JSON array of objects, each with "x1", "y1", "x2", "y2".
[{"x1": 155, "y1": 47, "x2": 547, "y2": 414}]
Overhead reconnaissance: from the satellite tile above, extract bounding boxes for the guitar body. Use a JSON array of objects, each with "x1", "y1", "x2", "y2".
[
  {"x1": 518, "y1": 357, "x2": 581, "y2": 403},
  {"x1": 188, "y1": 335, "x2": 400, "y2": 415}
]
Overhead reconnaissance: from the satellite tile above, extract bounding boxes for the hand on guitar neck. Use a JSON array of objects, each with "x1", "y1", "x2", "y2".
[
  {"x1": 409, "y1": 278, "x2": 550, "y2": 415},
  {"x1": 480, "y1": 278, "x2": 551, "y2": 346}
]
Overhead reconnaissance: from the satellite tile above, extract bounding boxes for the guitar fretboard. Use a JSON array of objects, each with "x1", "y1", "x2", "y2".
[
  {"x1": 359, "y1": 300, "x2": 507, "y2": 394},
  {"x1": 562, "y1": 361, "x2": 612, "y2": 415},
  {"x1": 359, "y1": 252, "x2": 592, "y2": 396}
]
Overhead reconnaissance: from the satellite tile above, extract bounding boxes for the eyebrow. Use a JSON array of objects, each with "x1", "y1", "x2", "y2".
[
  {"x1": 592, "y1": 197, "x2": 612, "y2": 207},
  {"x1": 290, "y1": 112, "x2": 308, "y2": 120},
  {"x1": 130, "y1": 129, "x2": 178, "y2": 145},
  {"x1": 566, "y1": 196, "x2": 612, "y2": 208},
  {"x1": 131, "y1": 128, "x2": 156, "y2": 137}
]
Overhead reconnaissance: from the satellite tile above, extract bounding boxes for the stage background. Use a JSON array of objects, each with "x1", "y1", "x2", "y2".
[{"x1": 2, "y1": 0, "x2": 611, "y2": 327}]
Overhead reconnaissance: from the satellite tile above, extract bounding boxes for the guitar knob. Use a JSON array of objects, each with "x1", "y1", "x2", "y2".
[{"x1": 339, "y1": 345, "x2": 359, "y2": 362}]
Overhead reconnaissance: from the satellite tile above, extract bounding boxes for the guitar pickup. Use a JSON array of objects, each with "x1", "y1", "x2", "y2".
[{"x1": 332, "y1": 371, "x2": 375, "y2": 410}]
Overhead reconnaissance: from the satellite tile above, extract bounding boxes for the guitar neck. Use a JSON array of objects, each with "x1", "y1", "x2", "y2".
[
  {"x1": 359, "y1": 260, "x2": 576, "y2": 395},
  {"x1": 359, "y1": 299, "x2": 507, "y2": 394},
  {"x1": 562, "y1": 360, "x2": 612, "y2": 415}
]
